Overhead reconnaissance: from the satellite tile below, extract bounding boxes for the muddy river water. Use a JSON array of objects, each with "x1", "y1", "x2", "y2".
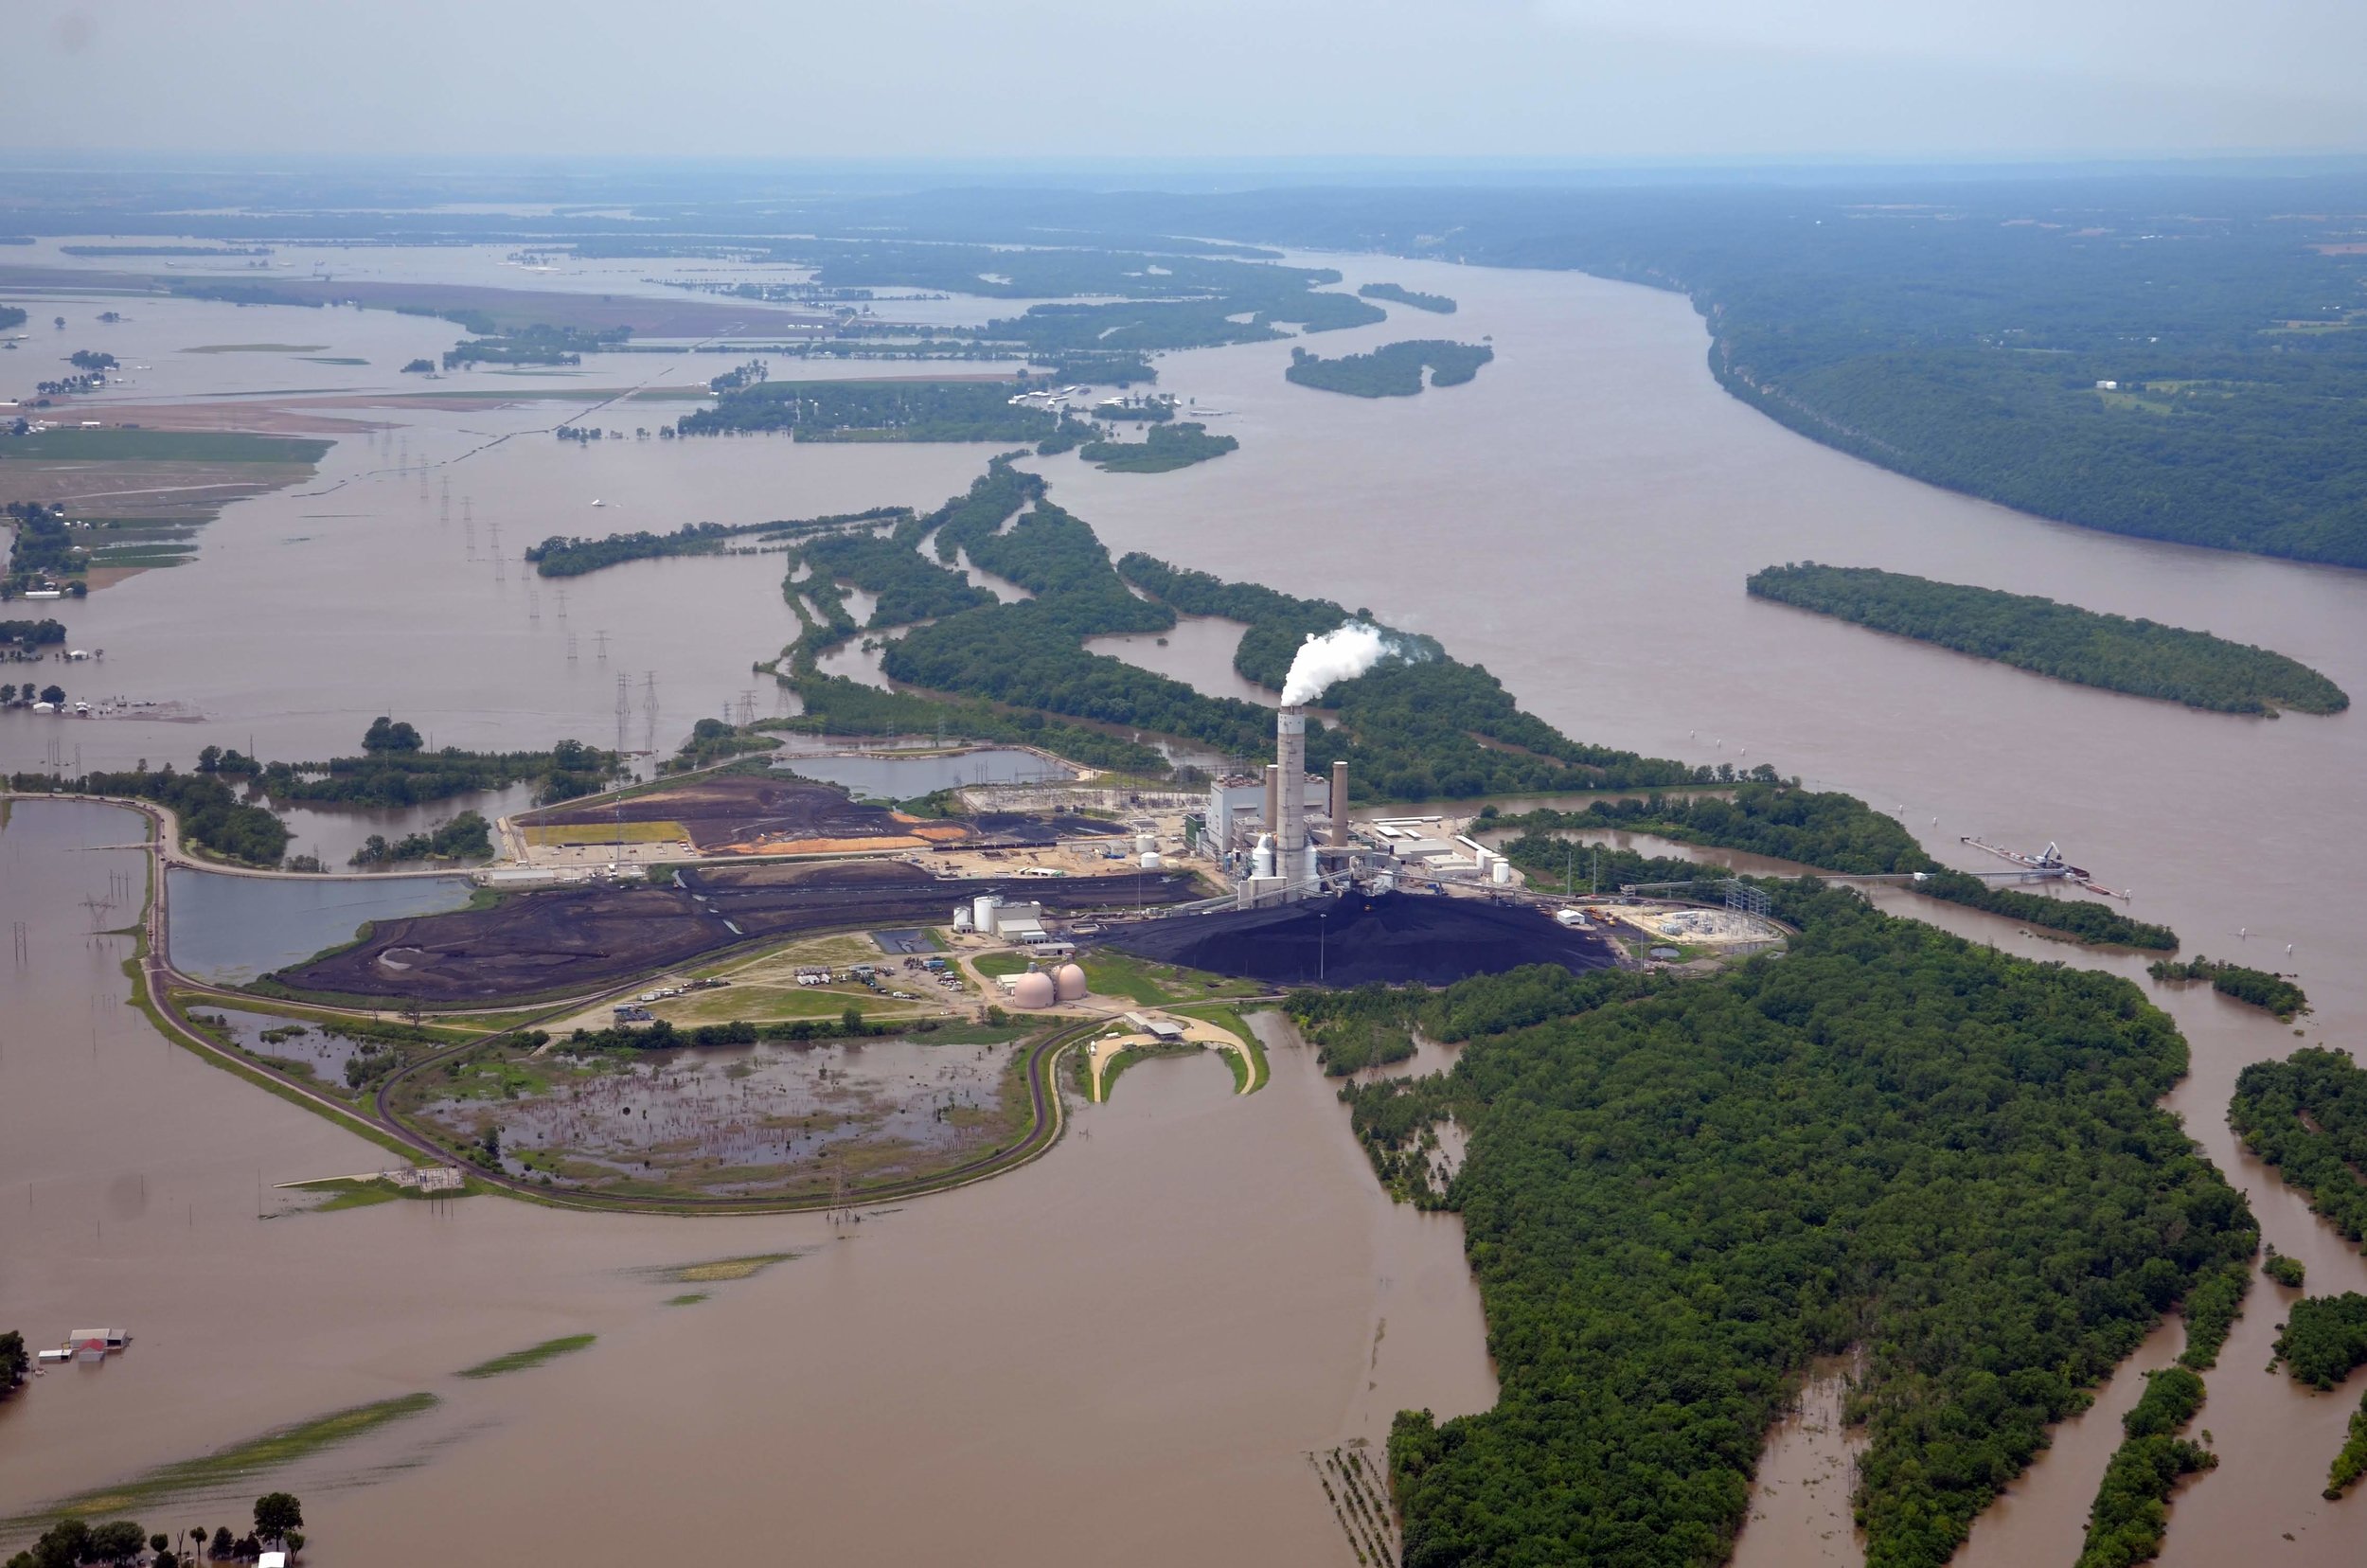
[{"x1": 5, "y1": 245, "x2": 2366, "y2": 1564}]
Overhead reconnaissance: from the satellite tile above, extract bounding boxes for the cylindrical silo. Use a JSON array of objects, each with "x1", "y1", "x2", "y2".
[
  {"x1": 1140, "y1": 850, "x2": 1163, "y2": 870},
  {"x1": 1252, "y1": 833, "x2": 1274, "y2": 880},
  {"x1": 1134, "y1": 832, "x2": 1156, "y2": 854},
  {"x1": 1491, "y1": 859, "x2": 1513, "y2": 885},
  {"x1": 973, "y1": 893, "x2": 1001, "y2": 932}
]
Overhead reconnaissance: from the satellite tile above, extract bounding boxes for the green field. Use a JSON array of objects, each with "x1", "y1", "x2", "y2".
[{"x1": 2, "y1": 428, "x2": 332, "y2": 463}]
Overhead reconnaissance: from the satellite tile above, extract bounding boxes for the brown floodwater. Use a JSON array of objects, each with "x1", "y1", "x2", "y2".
[
  {"x1": 7, "y1": 241, "x2": 2367, "y2": 1564},
  {"x1": 0, "y1": 799, "x2": 1494, "y2": 1563}
]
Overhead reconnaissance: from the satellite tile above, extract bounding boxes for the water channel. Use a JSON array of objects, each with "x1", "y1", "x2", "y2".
[{"x1": 5, "y1": 241, "x2": 2366, "y2": 1565}]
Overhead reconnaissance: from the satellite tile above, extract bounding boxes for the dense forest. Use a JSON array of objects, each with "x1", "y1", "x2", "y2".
[
  {"x1": 1914, "y1": 869, "x2": 2180, "y2": 950},
  {"x1": 800, "y1": 524, "x2": 996, "y2": 626},
  {"x1": 1748, "y1": 564, "x2": 2348, "y2": 716},
  {"x1": 1077, "y1": 421, "x2": 1238, "y2": 472},
  {"x1": 2146, "y1": 955, "x2": 2309, "y2": 1018},
  {"x1": 1358, "y1": 282, "x2": 1457, "y2": 314},
  {"x1": 2272, "y1": 1293, "x2": 2367, "y2": 1390},
  {"x1": 2228, "y1": 1049, "x2": 2367, "y2": 1247},
  {"x1": 525, "y1": 508, "x2": 903, "y2": 577},
  {"x1": 1323, "y1": 883, "x2": 2251, "y2": 1568},
  {"x1": 1285, "y1": 340, "x2": 1494, "y2": 397}
]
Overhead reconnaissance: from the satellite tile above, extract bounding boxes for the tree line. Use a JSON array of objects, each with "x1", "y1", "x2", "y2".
[
  {"x1": 6, "y1": 1494, "x2": 303, "y2": 1568},
  {"x1": 1748, "y1": 563, "x2": 2348, "y2": 716},
  {"x1": 1916, "y1": 869, "x2": 2180, "y2": 949},
  {"x1": 1358, "y1": 282, "x2": 1458, "y2": 313},
  {"x1": 525, "y1": 507, "x2": 905, "y2": 578}
]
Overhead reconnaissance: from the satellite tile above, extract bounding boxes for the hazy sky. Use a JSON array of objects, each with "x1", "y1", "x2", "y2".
[{"x1": 18, "y1": 0, "x2": 2364, "y2": 162}]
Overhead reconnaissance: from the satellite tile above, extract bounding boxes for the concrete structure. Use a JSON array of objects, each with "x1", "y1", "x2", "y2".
[
  {"x1": 1053, "y1": 962, "x2": 1089, "y2": 1001},
  {"x1": 1009, "y1": 970, "x2": 1057, "y2": 1008},
  {"x1": 1276, "y1": 706, "x2": 1309, "y2": 859},
  {"x1": 1330, "y1": 761, "x2": 1351, "y2": 846}
]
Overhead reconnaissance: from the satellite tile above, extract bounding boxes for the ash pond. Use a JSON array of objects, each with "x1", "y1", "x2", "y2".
[
  {"x1": 165, "y1": 866, "x2": 473, "y2": 984},
  {"x1": 396, "y1": 1033, "x2": 1032, "y2": 1203}
]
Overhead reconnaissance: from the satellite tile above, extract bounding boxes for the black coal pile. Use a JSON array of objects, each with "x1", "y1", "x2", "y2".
[{"x1": 1100, "y1": 890, "x2": 1617, "y2": 988}]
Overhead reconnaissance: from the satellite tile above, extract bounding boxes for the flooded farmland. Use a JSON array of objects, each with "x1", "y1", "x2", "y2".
[{"x1": 6, "y1": 237, "x2": 2367, "y2": 1567}]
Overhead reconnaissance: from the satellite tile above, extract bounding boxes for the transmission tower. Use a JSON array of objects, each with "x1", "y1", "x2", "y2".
[
  {"x1": 614, "y1": 672, "x2": 632, "y2": 752},
  {"x1": 566, "y1": 632, "x2": 578, "y2": 663},
  {"x1": 594, "y1": 629, "x2": 609, "y2": 664},
  {"x1": 642, "y1": 671, "x2": 658, "y2": 750}
]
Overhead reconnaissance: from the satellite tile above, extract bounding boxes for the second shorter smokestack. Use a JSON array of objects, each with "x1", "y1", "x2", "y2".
[
  {"x1": 1263, "y1": 763, "x2": 1279, "y2": 843},
  {"x1": 1329, "y1": 760, "x2": 1350, "y2": 846}
]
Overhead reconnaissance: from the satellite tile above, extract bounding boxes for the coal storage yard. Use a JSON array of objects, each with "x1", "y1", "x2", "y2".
[
  {"x1": 1099, "y1": 890, "x2": 1620, "y2": 988},
  {"x1": 273, "y1": 861, "x2": 1200, "y2": 1005}
]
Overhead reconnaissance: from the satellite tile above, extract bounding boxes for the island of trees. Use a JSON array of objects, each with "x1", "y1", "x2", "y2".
[
  {"x1": 1747, "y1": 563, "x2": 2349, "y2": 716},
  {"x1": 2229, "y1": 1049, "x2": 2367, "y2": 1248},
  {"x1": 0, "y1": 617, "x2": 67, "y2": 650},
  {"x1": 1320, "y1": 883, "x2": 2253, "y2": 1568},
  {"x1": 2146, "y1": 954, "x2": 2308, "y2": 1018},
  {"x1": 675, "y1": 379, "x2": 1090, "y2": 444},
  {"x1": 1356, "y1": 281, "x2": 1457, "y2": 313},
  {"x1": 1076, "y1": 421, "x2": 1237, "y2": 472},
  {"x1": 525, "y1": 507, "x2": 904, "y2": 577},
  {"x1": 1285, "y1": 339, "x2": 1494, "y2": 397}
]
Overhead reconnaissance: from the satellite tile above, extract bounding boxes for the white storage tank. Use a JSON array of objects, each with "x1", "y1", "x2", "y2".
[
  {"x1": 1491, "y1": 859, "x2": 1513, "y2": 885},
  {"x1": 1140, "y1": 850, "x2": 1163, "y2": 870},
  {"x1": 973, "y1": 894, "x2": 1002, "y2": 931},
  {"x1": 1252, "y1": 834, "x2": 1274, "y2": 880},
  {"x1": 1134, "y1": 832, "x2": 1157, "y2": 854}
]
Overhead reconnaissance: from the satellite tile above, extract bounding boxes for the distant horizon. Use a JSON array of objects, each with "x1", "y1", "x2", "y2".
[{"x1": 7, "y1": 148, "x2": 2367, "y2": 198}]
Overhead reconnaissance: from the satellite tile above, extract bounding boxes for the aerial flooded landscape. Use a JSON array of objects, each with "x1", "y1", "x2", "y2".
[{"x1": 6, "y1": 8, "x2": 2367, "y2": 1568}]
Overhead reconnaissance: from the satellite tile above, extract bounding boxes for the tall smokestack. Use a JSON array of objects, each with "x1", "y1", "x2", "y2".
[
  {"x1": 1277, "y1": 706, "x2": 1308, "y2": 858},
  {"x1": 1263, "y1": 763, "x2": 1279, "y2": 846},
  {"x1": 1330, "y1": 760, "x2": 1350, "y2": 846}
]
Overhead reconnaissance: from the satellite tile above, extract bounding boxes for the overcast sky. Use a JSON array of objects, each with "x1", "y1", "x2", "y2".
[{"x1": 17, "y1": 0, "x2": 2364, "y2": 163}]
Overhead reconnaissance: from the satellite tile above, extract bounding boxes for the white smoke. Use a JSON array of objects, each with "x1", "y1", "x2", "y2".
[{"x1": 1281, "y1": 621, "x2": 1403, "y2": 706}]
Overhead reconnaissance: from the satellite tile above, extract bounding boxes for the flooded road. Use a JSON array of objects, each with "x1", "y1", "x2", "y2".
[{"x1": 6, "y1": 241, "x2": 2366, "y2": 1564}]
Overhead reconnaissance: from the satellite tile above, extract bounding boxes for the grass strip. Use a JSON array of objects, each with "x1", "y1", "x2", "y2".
[
  {"x1": 455, "y1": 1334, "x2": 596, "y2": 1380},
  {"x1": 657, "y1": 1253, "x2": 796, "y2": 1285},
  {"x1": 2, "y1": 1393, "x2": 438, "y2": 1529}
]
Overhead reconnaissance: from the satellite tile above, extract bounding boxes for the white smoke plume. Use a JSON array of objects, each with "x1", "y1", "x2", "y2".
[{"x1": 1280, "y1": 621, "x2": 1407, "y2": 705}]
